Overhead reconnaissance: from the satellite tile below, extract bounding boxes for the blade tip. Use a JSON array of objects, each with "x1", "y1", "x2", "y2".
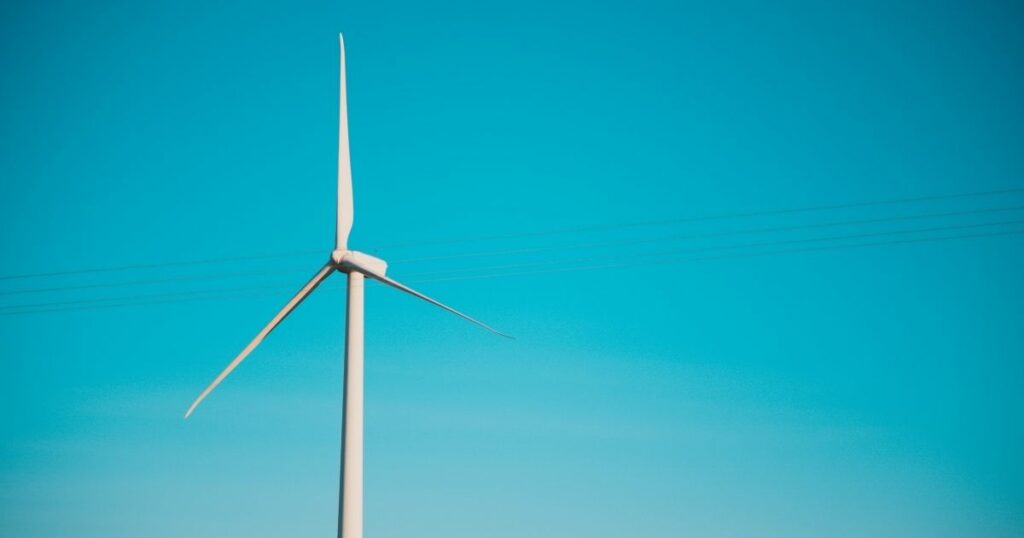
[{"x1": 488, "y1": 327, "x2": 514, "y2": 339}]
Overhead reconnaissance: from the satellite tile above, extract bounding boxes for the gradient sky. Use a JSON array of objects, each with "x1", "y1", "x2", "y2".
[{"x1": 2, "y1": 0, "x2": 1023, "y2": 536}]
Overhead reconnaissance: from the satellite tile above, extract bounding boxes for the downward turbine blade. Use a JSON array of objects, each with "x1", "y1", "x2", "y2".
[
  {"x1": 350, "y1": 264, "x2": 512, "y2": 339},
  {"x1": 336, "y1": 33, "x2": 354, "y2": 250},
  {"x1": 184, "y1": 264, "x2": 335, "y2": 418}
]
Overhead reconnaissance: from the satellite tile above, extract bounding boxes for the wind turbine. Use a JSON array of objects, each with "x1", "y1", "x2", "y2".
[{"x1": 185, "y1": 34, "x2": 510, "y2": 538}]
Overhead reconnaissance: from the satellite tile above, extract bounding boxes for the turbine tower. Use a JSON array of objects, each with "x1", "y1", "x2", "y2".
[{"x1": 185, "y1": 34, "x2": 510, "y2": 538}]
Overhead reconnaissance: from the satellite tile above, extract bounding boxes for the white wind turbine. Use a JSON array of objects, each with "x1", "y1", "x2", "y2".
[{"x1": 185, "y1": 34, "x2": 510, "y2": 538}]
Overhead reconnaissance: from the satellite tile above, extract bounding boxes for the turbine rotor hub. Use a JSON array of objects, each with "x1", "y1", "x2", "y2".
[{"x1": 332, "y1": 249, "x2": 388, "y2": 276}]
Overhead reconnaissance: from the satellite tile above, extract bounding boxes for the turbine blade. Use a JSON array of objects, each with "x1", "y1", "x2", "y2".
[
  {"x1": 185, "y1": 264, "x2": 335, "y2": 418},
  {"x1": 336, "y1": 33, "x2": 354, "y2": 250},
  {"x1": 350, "y1": 264, "x2": 512, "y2": 339}
]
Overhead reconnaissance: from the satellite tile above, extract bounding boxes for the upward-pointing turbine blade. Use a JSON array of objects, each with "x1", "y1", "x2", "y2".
[
  {"x1": 348, "y1": 263, "x2": 512, "y2": 339},
  {"x1": 336, "y1": 33, "x2": 354, "y2": 250},
  {"x1": 184, "y1": 264, "x2": 335, "y2": 418}
]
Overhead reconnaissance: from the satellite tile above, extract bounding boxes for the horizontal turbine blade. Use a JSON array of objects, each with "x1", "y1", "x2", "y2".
[
  {"x1": 361, "y1": 268, "x2": 511, "y2": 338},
  {"x1": 348, "y1": 263, "x2": 512, "y2": 339},
  {"x1": 185, "y1": 263, "x2": 335, "y2": 418}
]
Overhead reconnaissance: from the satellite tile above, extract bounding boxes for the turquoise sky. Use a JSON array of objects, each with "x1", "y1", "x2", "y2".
[{"x1": 2, "y1": 0, "x2": 1023, "y2": 536}]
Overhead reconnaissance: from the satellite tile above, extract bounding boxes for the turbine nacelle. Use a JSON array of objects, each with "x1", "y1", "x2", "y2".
[{"x1": 332, "y1": 249, "x2": 388, "y2": 276}]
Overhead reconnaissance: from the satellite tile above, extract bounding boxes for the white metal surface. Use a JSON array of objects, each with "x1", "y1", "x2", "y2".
[
  {"x1": 339, "y1": 271, "x2": 364, "y2": 538},
  {"x1": 335, "y1": 250, "x2": 388, "y2": 276},
  {"x1": 336, "y1": 34, "x2": 354, "y2": 250}
]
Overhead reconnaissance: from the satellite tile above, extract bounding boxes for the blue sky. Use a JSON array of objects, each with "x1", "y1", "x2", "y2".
[{"x1": 2, "y1": 0, "x2": 1023, "y2": 536}]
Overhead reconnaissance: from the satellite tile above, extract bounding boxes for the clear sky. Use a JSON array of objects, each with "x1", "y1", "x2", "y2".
[{"x1": 2, "y1": 0, "x2": 1023, "y2": 536}]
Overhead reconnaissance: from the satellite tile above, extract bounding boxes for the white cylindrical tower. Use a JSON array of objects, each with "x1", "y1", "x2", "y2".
[{"x1": 339, "y1": 271, "x2": 364, "y2": 538}]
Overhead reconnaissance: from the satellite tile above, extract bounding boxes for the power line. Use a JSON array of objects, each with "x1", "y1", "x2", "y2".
[
  {"x1": 0, "y1": 284, "x2": 290, "y2": 314},
  {"x1": 3, "y1": 221, "x2": 1021, "y2": 316},
  {"x1": 3, "y1": 185, "x2": 1023, "y2": 282},
  {"x1": 0, "y1": 287, "x2": 287, "y2": 317},
  {"x1": 412, "y1": 228, "x2": 1024, "y2": 284},
  {"x1": 403, "y1": 218, "x2": 1024, "y2": 280},
  {"x1": 7, "y1": 204, "x2": 1021, "y2": 298},
  {"x1": 372, "y1": 185, "x2": 1024, "y2": 250},
  {"x1": 0, "y1": 268, "x2": 302, "y2": 297},
  {"x1": 390, "y1": 204, "x2": 1024, "y2": 264},
  {"x1": 0, "y1": 250, "x2": 323, "y2": 282}
]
